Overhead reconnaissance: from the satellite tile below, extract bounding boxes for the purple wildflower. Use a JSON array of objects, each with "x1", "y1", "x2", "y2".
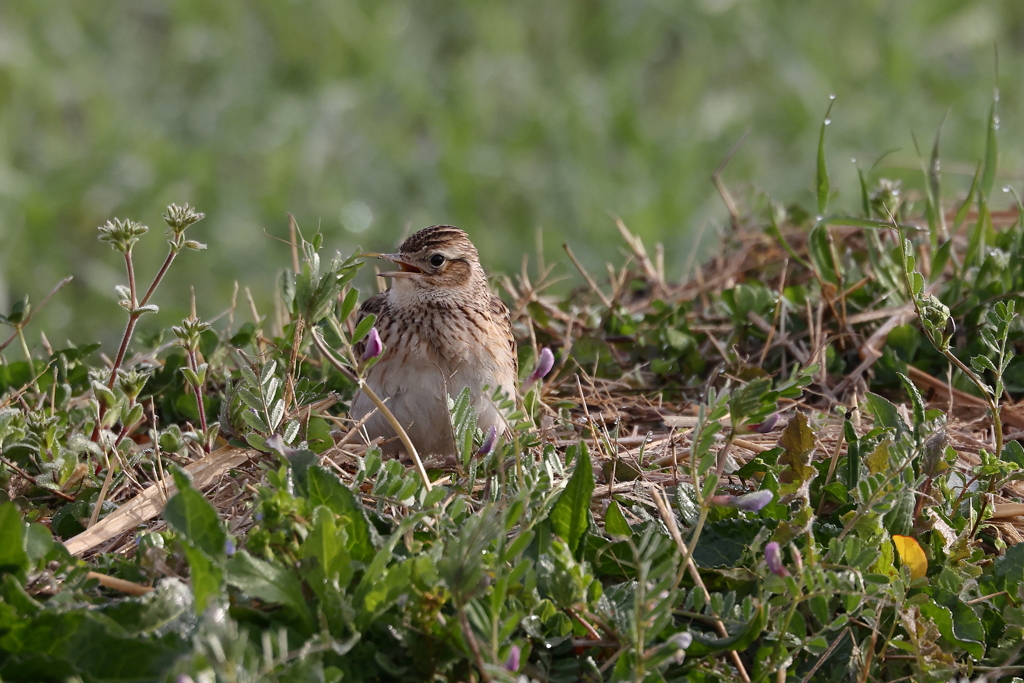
[
  {"x1": 765, "y1": 541, "x2": 789, "y2": 577},
  {"x1": 523, "y1": 347, "x2": 554, "y2": 389},
  {"x1": 361, "y1": 327, "x2": 383, "y2": 360},
  {"x1": 505, "y1": 644, "x2": 521, "y2": 672},
  {"x1": 224, "y1": 537, "x2": 236, "y2": 557},
  {"x1": 734, "y1": 490, "x2": 774, "y2": 512},
  {"x1": 477, "y1": 424, "x2": 498, "y2": 456},
  {"x1": 753, "y1": 413, "x2": 780, "y2": 433},
  {"x1": 668, "y1": 631, "x2": 692, "y2": 663},
  {"x1": 708, "y1": 490, "x2": 773, "y2": 512}
]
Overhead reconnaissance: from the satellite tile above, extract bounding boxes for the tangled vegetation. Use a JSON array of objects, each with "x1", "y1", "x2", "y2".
[{"x1": 2, "y1": 95, "x2": 1024, "y2": 682}]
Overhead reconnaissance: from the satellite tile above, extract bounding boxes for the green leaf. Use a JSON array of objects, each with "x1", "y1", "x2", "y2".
[
  {"x1": 305, "y1": 466, "x2": 374, "y2": 563},
  {"x1": 180, "y1": 543, "x2": 224, "y2": 614},
  {"x1": 226, "y1": 550, "x2": 313, "y2": 629},
  {"x1": 300, "y1": 506, "x2": 354, "y2": 596},
  {"x1": 0, "y1": 503, "x2": 30, "y2": 576},
  {"x1": 352, "y1": 313, "x2": 376, "y2": 344},
  {"x1": 164, "y1": 467, "x2": 227, "y2": 559},
  {"x1": 896, "y1": 372, "x2": 926, "y2": 431},
  {"x1": 918, "y1": 600, "x2": 984, "y2": 659},
  {"x1": 604, "y1": 500, "x2": 631, "y2": 538},
  {"x1": 339, "y1": 287, "x2": 360, "y2": 321},
  {"x1": 807, "y1": 223, "x2": 839, "y2": 285},
  {"x1": 965, "y1": 197, "x2": 991, "y2": 270},
  {"x1": 864, "y1": 392, "x2": 907, "y2": 434},
  {"x1": 305, "y1": 416, "x2": 334, "y2": 454},
  {"x1": 548, "y1": 441, "x2": 594, "y2": 554},
  {"x1": 686, "y1": 605, "x2": 767, "y2": 657}
]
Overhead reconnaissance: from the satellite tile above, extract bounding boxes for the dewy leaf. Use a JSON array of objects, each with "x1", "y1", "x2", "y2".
[
  {"x1": 226, "y1": 550, "x2": 313, "y2": 629},
  {"x1": 778, "y1": 413, "x2": 816, "y2": 494},
  {"x1": 892, "y1": 535, "x2": 927, "y2": 580},
  {"x1": 164, "y1": 467, "x2": 226, "y2": 559},
  {"x1": 548, "y1": 441, "x2": 594, "y2": 554},
  {"x1": 305, "y1": 466, "x2": 374, "y2": 563},
  {"x1": 0, "y1": 502, "x2": 30, "y2": 576},
  {"x1": 604, "y1": 500, "x2": 631, "y2": 538}
]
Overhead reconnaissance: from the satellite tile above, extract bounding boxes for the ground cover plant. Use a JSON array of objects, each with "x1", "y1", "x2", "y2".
[{"x1": 2, "y1": 96, "x2": 1024, "y2": 682}]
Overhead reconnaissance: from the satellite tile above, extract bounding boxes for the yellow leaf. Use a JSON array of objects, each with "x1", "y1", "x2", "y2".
[{"x1": 892, "y1": 534, "x2": 928, "y2": 580}]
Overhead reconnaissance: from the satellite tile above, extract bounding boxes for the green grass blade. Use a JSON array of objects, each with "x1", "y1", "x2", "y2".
[
  {"x1": 930, "y1": 113, "x2": 947, "y2": 238},
  {"x1": 858, "y1": 165, "x2": 870, "y2": 217},
  {"x1": 817, "y1": 98, "x2": 836, "y2": 215},
  {"x1": 981, "y1": 96, "x2": 999, "y2": 201},
  {"x1": 952, "y1": 162, "x2": 981, "y2": 235}
]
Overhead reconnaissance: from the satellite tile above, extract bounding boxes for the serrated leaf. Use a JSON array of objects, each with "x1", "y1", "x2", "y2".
[
  {"x1": 865, "y1": 440, "x2": 891, "y2": 476},
  {"x1": 970, "y1": 355, "x2": 997, "y2": 374},
  {"x1": 778, "y1": 413, "x2": 816, "y2": 493}
]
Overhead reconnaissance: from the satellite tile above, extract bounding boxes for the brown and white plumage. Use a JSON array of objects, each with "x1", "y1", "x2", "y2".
[{"x1": 349, "y1": 225, "x2": 517, "y2": 456}]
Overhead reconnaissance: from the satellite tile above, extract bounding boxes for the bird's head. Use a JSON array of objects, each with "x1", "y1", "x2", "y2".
[{"x1": 364, "y1": 226, "x2": 487, "y2": 303}]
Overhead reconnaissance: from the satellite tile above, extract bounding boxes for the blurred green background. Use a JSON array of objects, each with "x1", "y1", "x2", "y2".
[{"x1": 2, "y1": 0, "x2": 1023, "y2": 347}]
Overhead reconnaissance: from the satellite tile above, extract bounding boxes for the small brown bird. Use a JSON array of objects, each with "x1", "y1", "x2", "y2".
[{"x1": 349, "y1": 225, "x2": 518, "y2": 456}]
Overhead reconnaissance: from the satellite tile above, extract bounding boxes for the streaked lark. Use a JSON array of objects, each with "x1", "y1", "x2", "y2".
[{"x1": 349, "y1": 225, "x2": 517, "y2": 456}]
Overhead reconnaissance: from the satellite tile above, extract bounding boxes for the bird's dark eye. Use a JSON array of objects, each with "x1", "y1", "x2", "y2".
[{"x1": 429, "y1": 254, "x2": 445, "y2": 268}]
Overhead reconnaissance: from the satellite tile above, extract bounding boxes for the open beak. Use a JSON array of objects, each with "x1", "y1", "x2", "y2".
[{"x1": 360, "y1": 252, "x2": 422, "y2": 278}]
